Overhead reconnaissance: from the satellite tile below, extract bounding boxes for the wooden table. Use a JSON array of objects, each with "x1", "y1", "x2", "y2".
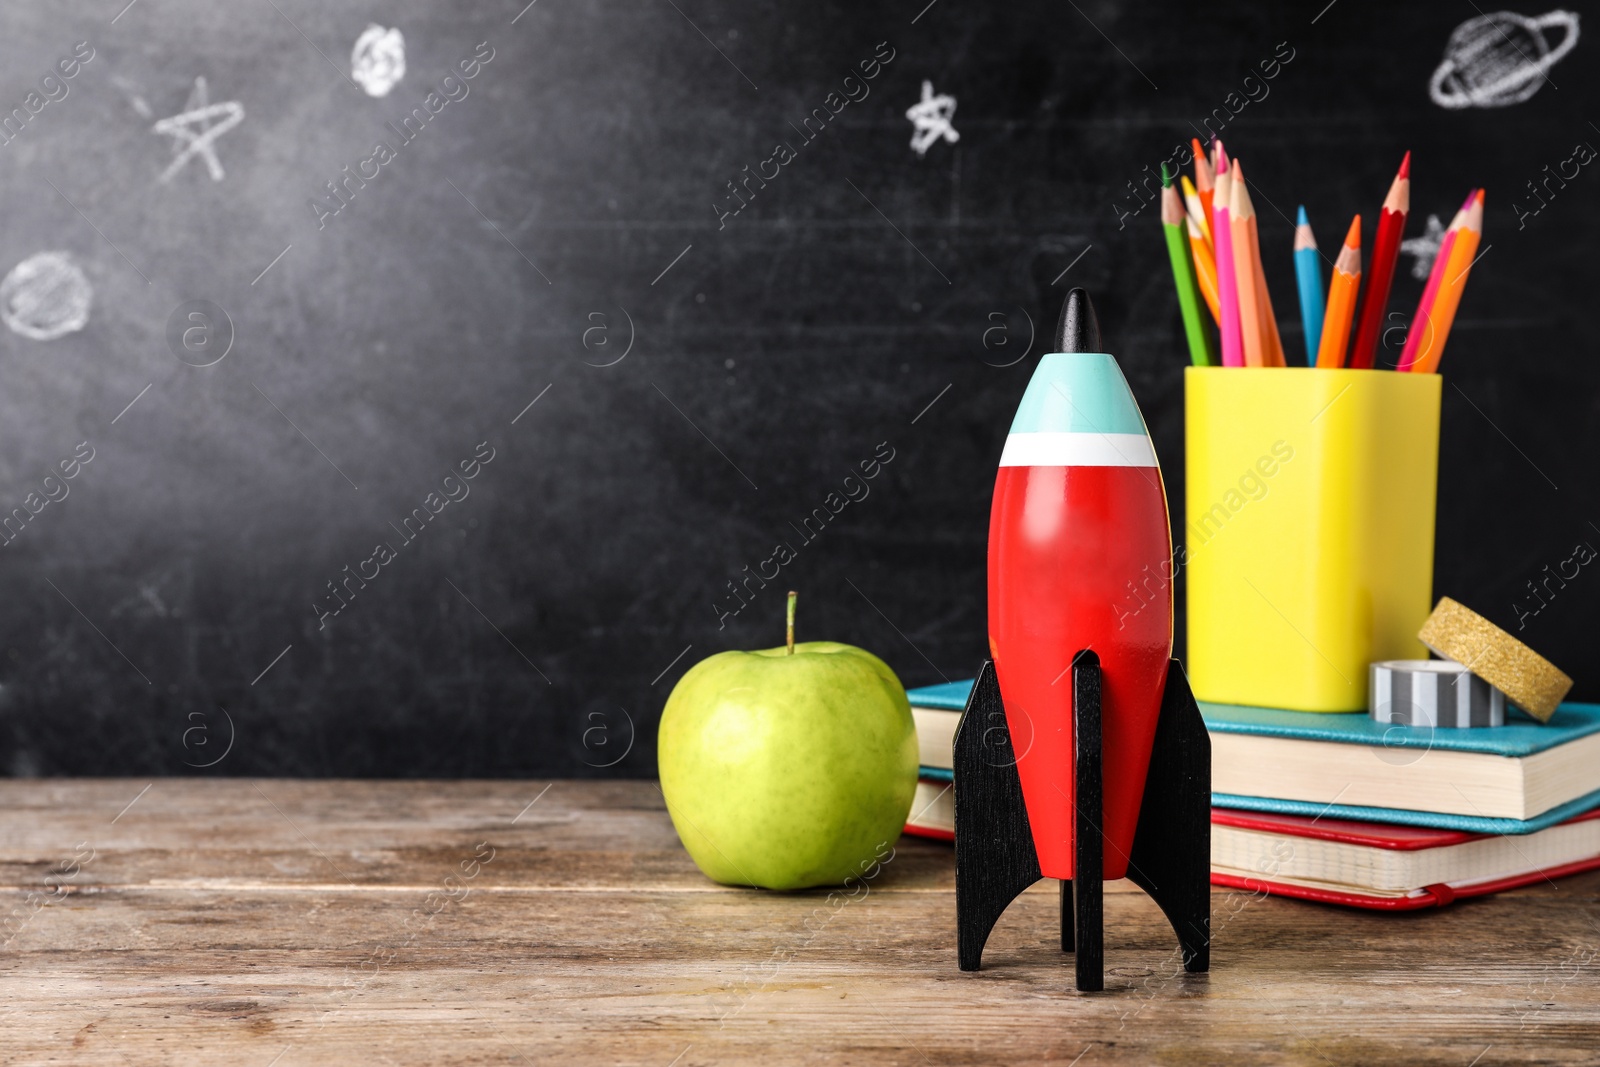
[{"x1": 3, "y1": 780, "x2": 1599, "y2": 1065}]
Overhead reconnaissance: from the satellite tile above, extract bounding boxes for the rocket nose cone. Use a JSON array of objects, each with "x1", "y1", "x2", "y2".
[{"x1": 1054, "y1": 289, "x2": 1103, "y2": 353}]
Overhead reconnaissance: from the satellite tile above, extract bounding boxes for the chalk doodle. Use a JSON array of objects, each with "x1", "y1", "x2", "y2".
[
  {"x1": 352, "y1": 24, "x2": 406, "y2": 97},
  {"x1": 0, "y1": 251, "x2": 92, "y2": 341},
  {"x1": 1399, "y1": 213, "x2": 1446, "y2": 280},
  {"x1": 1429, "y1": 9, "x2": 1579, "y2": 109},
  {"x1": 905, "y1": 79, "x2": 958, "y2": 157},
  {"x1": 152, "y1": 76, "x2": 244, "y2": 182}
]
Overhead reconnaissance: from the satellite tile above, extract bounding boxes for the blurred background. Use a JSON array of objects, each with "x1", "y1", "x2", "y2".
[{"x1": 0, "y1": 1, "x2": 1594, "y2": 776}]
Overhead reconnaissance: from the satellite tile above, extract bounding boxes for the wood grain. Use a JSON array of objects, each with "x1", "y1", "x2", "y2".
[{"x1": 3, "y1": 780, "x2": 1600, "y2": 1065}]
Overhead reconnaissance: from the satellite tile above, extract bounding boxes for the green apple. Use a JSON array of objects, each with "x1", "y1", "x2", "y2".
[{"x1": 658, "y1": 594, "x2": 918, "y2": 890}]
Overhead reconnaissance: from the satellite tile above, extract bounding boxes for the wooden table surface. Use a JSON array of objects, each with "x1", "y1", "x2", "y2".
[{"x1": 3, "y1": 780, "x2": 1599, "y2": 1065}]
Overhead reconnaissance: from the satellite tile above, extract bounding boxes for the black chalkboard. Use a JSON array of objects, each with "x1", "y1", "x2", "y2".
[{"x1": 2, "y1": 0, "x2": 1595, "y2": 776}]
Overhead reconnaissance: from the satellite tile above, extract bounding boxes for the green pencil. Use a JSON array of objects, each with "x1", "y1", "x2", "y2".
[{"x1": 1160, "y1": 163, "x2": 1216, "y2": 366}]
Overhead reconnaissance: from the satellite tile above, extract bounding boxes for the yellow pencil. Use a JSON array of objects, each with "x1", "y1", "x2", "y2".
[{"x1": 1180, "y1": 174, "x2": 1212, "y2": 249}]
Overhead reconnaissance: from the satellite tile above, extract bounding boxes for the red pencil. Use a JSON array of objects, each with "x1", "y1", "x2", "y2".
[{"x1": 1347, "y1": 151, "x2": 1410, "y2": 369}]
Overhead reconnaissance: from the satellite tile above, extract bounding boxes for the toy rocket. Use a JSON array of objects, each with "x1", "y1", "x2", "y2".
[
  {"x1": 987, "y1": 288, "x2": 1172, "y2": 881},
  {"x1": 955, "y1": 288, "x2": 1209, "y2": 992}
]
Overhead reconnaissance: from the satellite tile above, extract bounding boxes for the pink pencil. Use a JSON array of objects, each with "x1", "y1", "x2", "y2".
[
  {"x1": 1396, "y1": 189, "x2": 1474, "y2": 371},
  {"x1": 1210, "y1": 144, "x2": 1244, "y2": 367}
]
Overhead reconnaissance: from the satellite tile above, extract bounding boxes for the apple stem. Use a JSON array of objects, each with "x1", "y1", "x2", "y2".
[{"x1": 786, "y1": 590, "x2": 797, "y2": 655}]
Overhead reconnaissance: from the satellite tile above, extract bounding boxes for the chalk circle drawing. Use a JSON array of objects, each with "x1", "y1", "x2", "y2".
[
  {"x1": 0, "y1": 252, "x2": 92, "y2": 341},
  {"x1": 979, "y1": 306, "x2": 1035, "y2": 368},
  {"x1": 153, "y1": 76, "x2": 243, "y2": 182},
  {"x1": 580, "y1": 706, "x2": 635, "y2": 768},
  {"x1": 165, "y1": 299, "x2": 234, "y2": 367},
  {"x1": 580, "y1": 306, "x2": 634, "y2": 367},
  {"x1": 351, "y1": 24, "x2": 406, "y2": 97},
  {"x1": 1429, "y1": 9, "x2": 1579, "y2": 109},
  {"x1": 905, "y1": 79, "x2": 959, "y2": 157},
  {"x1": 182, "y1": 706, "x2": 236, "y2": 769}
]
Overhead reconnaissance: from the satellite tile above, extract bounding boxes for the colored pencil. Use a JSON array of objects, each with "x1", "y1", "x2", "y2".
[
  {"x1": 1294, "y1": 206, "x2": 1325, "y2": 365},
  {"x1": 1408, "y1": 190, "x2": 1483, "y2": 375},
  {"x1": 1347, "y1": 151, "x2": 1411, "y2": 368},
  {"x1": 1161, "y1": 166, "x2": 1217, "y2": 366},
  {"x1": 1179, "y1": 175, "x2": 1212, "y2": 251},
  {"x1": 1316, "y1": 215, "x2": 1362, "y2": 369},
  {"x1": 1180, "y1": 175, "x2": 1221, "y2": 322},
  {"x1": 1218, "y1": 146, "x2": 1283, "y2": 366},
  {"x1": 1186, "y1": 209, "x2": 1222, "y2": 324},
  {"x1": 1211, "y1": 149, "x2": 1245, "y2": 367},
  {"x1": 1396, "y1": 189, "x2": 1474, "y2": 372},
  {"x1": 1250, "y1": 216, "x2": 1287, "y2": 367},
  {"x1": 1228, "y1": 160, "x2": 1266, "y2": 367},
  {"x1": 1190, "y1": 139, "x2": 1215, "y2": 243}
]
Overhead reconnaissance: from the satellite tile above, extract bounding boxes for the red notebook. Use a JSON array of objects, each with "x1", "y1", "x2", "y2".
[
  {"x1": 905, "y1": 786, "x2": 1600, "y2": 909},
  {"x1": 1211, "y1": 807, "x2": 1600, "y2": 910},
  {"x1": 905, "y1": 778, "x2": 953, "y2": 842}
]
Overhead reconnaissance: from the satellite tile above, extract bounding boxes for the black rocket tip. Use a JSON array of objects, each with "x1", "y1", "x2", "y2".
[{"x1": 1053, "y1": 288, "x2": 1102, "y2": 353}]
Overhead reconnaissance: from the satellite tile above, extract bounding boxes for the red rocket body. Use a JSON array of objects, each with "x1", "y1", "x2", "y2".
[{"x1": 986, "y1": 347, "x2": 1173, "y2": 880}]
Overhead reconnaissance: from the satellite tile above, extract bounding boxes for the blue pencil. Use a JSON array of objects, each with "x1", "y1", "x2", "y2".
[{"x1": 1294, "y1": 206, "x2": 1325, "y2": 366}]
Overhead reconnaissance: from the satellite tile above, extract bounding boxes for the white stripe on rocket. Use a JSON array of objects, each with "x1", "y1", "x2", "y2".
[{"x1": 999, "y1": 432, "x2": 1158, "y2": 468}]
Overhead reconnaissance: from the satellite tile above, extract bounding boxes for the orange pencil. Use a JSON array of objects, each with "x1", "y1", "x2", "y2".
[
  {"x1": 1186, "y1": 209, "x2": 1221, "y2": 323},
  {"x1": 1230, "y1": 157, "x2": 1285, "y2": 365},
  {"x1": 1396, "y1": 189, "x2": 1473, "y2": 371},
  {"x1": 1237, "y1": 168, "x2": 1286, "y2": 367},
  {"x1": 1228, "y1": 160, "x2": 1266, "y2": 367},
  {"x1": 1254, "y1": 254, "x2": 1286, "y2": 367},
  {"x1": 1190, "y1": 139, "x2": 1215, "y2": 242},
  {"x1": 1410, "y1": 190, "x2": 1484, "y2": 375},
  {"x1": 1316, "y1": 216, "x2": 1362, "y2": 369},
  {"x1": 1180, "y1": 174, "x2": 1220, "y2": 322}
]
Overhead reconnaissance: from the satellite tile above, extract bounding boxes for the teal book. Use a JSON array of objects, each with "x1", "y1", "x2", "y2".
[{"x1": 908, "y1": 678, "x2": 1600, "y2": 835}]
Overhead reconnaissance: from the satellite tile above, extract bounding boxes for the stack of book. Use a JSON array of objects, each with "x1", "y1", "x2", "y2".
[{"x1": 904, "y1": 679, "x2": 1600, "y2": 909}]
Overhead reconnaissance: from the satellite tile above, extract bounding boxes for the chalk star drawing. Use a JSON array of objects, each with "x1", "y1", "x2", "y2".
[
  {"x1": 905, "y1": 79, "x2": 959, "y2": 158},
  {"x1": 1400, "y1": 213, "x2": 1446, "y2": 280},
  {"x1": 152, "y1": 76, "x2": 244, "y2": 183}
]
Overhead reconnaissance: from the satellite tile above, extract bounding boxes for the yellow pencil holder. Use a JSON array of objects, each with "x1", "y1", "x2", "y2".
[{"x1": 1184, "y1": 367, "x2": 1442, "y2": 712}]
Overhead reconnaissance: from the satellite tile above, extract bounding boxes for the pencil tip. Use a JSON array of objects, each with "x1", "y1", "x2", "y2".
[
  {"x1": 1345, "y1": 215, "x2": 1361, "y2": 246},
  {"x1": 1054, "y1": 288, "x2": 1103, "y2": 354},
  {"x1": 1160, "y1": 162, "x2": 1173, "y2": 187},
  {"x1": 1398, "y1": 150, "x2": 1411, "y2": 179},
  {"x1": 1297, "y1": 204, "x2": 1308, "y2": 226}
]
